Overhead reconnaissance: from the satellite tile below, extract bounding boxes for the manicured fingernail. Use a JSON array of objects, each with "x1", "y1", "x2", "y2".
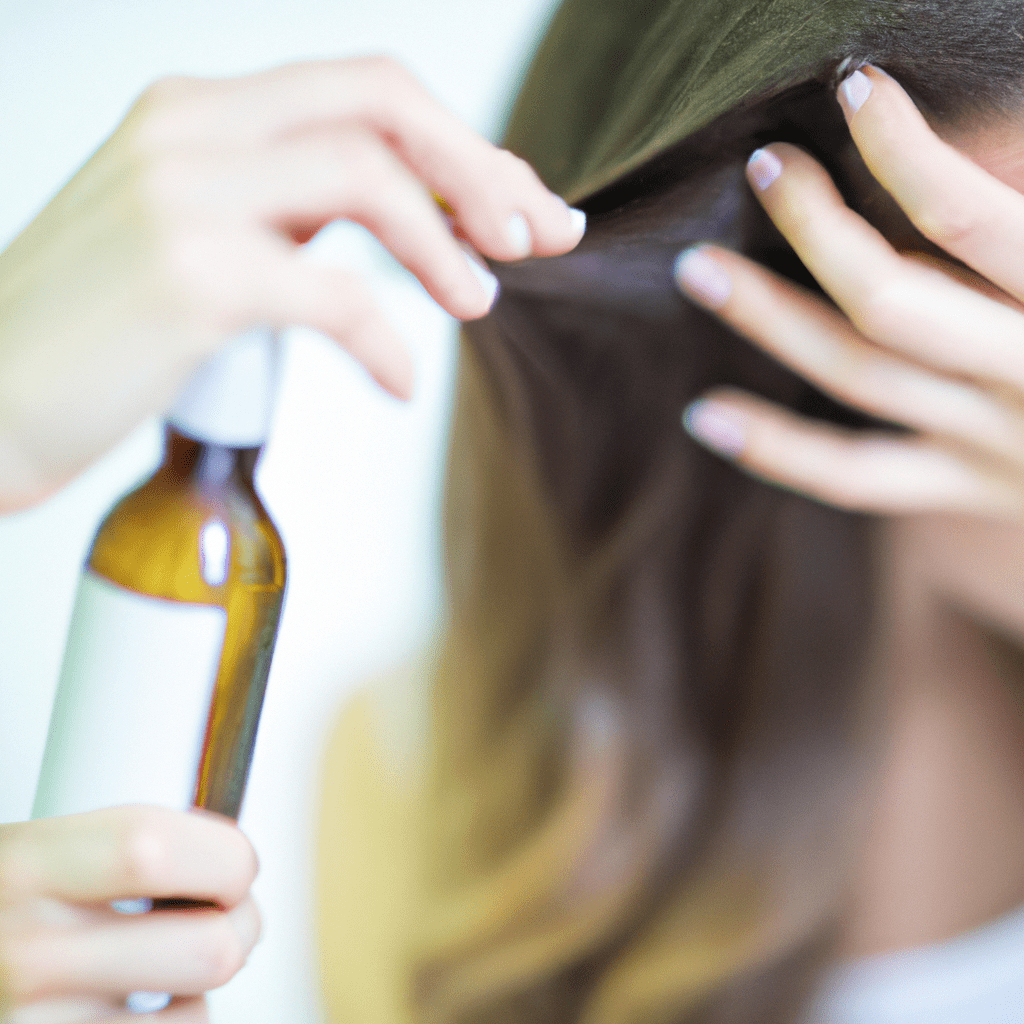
[
  {"x1": 569, "y1": 207, "x2": 587, "y2": 236},
  {"x1": 747, "y1": 148, "x2": 783, "y2": 191},
  {"x1": 126, "y1": 992, "x2": 173, "y2": 1013},
  {"x1": 838, "y1": 69, "x2": 873, "y2": 115},
  {"x1": 463, "y1": 246, "x2": 500, "y2": 308},
  {"x1": 683, "y1": 399, "x2": 747, "y2": 458},
  {"x1": 674, "y1": 247, "x2": 732, "y2": 308},
  {"x1": 506, "y1": 212, "x2": 532, "y2": 258},
  {"x1": 112, "y1": 898, "x2": 153, "y2": 915}
]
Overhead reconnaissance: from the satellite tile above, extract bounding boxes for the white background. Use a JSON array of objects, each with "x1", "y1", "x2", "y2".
[{"x1": 0, "y1": 1, "x2": 558, "y2": 1020}]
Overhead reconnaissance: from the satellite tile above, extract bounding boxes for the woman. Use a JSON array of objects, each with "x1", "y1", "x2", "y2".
[
  {"x1": 0, "y1": 56, "x2": 584, "y2": 1021},
  {"x1": 318, "y1": 1, "x2": 1024, "y2": 1022}
]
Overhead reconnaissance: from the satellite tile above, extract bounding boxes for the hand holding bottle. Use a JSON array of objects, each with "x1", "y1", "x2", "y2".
[
  {"x1": 0, "y1": 806, "x2": 259, "y2": 1021},
  {"x1": 0, "y1": 55, "x2": 586, "y2": 513}
]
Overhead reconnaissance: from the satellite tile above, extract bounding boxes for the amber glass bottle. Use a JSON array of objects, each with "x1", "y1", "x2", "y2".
[{"x1": 33, "y1": 329, "x2": 286, "y2": 822}]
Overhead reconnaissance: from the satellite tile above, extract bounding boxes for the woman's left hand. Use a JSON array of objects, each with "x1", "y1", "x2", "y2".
[{"x1": 675, "y1": 64, "x2": 1024, "y2": 520}]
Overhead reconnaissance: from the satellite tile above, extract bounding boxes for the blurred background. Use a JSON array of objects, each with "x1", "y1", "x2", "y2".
[{"x1": 0, "y1": 0, "x2": 559, "y2": 1019}]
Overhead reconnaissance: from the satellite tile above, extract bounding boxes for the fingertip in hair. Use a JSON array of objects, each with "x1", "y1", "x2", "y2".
[{"x1": 832, "y1": 56, "x2": 869, "y2": 92}]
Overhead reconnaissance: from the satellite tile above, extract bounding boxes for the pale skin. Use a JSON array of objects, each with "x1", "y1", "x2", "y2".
[
  {"x1": 677, "y1": 66, "x2": 1024, "y2": 955},
  {"x1": 0, "y1": 55, "x2": 585, "y2": 513},
  {"x1": 0, "y1": 807, "x2": 258, "y2": 1023},
  {"x1": 0, "y1": 57, "x2": 584, "y2": 1021}
]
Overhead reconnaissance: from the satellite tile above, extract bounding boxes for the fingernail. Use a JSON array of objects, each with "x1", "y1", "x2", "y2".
[
  {"x1": 112, "y1": 897, "x2": 153, "y2": 915},
  {"x1": 683, "y1": 399, "x2": 747, "y2": 458},
  {"x1": 569, "y1": 207, "x2": 587, "y2": 236},
  {"x1": 674, "y1": 247, "x2": 732, "y2": 308},
  {"x1": 838, "y1": 68, "x2": 873, "y2": 115},
  {"x1": 747, "y1": 148, "x2": 783, "y2": 191},
  {"x1": 462, "y1": 246, "x2": 500, "y2": 308},
  {"x1": 126, "y1": 992, "x2": 173, "y2": 1013},
  {"x1": 506, "y1": 212, "x2": 532, "y2": 258}
]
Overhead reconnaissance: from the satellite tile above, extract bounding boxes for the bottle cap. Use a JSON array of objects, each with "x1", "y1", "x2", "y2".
[{"x1": 167, "y1": 328, "x2": 279, "y2": 447}]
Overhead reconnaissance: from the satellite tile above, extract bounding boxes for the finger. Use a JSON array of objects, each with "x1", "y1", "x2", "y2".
[
  {"x1": 3, "y1": 995, "x2": 121, "y2": 1023},
  {"x1": 0, "y1": 807, "x2": 257, "y2": 908},
  {"x1": 277, "y1": 57, "x2": 585, "y2": 260},
  {"x1": 99, "y1": 996, "x2": 210, "y2": 1023},
  {"x1": 158, "y1": 225, "x2": 416, "y2": 400},
  {"x1": 837, "y1": 65, "x2": 1024, "y2": 300},
  {"x1": 745, "y1": 143, "x2": 1024, "y2": 391},
  {"x1": 127, "y1": 996, "x2": 209, "y2": 1023},
  {"x1": 905, "y1": 252, "x2": 1024, "y2": 314},
  {"x1": 675, "y1": 245, "x2": 1024, "y2": 470},
  {"x1": 436, "y1": 147, "x2": 586, "y2": 262},
  {"x1": 681, "y1": 389, "x2": 1020, "y2": 518},
  {"x1": 169, "y1": 131, "x2": 500, "y2": 320},
  {"x1": 2, "y1": 897, "x2": 259, "y2": 1003},
  {"x1": 295, "y1": 57, "x2": 584, "y2": 259},
  {"x1": 234, "y1": 238, "x2": 417, "y2": 400},
  {"x1": 15, "y1": 996, "x2": 211, "y2": 1024},
  {"x1": 134, "y1": 59, "x2": 585, "y2": 261}
]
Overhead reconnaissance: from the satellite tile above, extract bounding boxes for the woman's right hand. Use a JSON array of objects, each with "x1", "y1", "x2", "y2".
[
  {"x1": 0, "y1": 55, "x2": 585, "y2": 512},
  {"x1": 0, "y1": 806, "x2": 260, "y2": 1022}
]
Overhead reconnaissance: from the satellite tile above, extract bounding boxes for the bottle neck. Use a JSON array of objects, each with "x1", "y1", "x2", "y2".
[{"x1": 165, "y1": 425, "x2": 261, "y2": 490}]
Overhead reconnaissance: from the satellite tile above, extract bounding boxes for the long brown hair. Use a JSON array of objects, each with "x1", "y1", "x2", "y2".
[{"x1": 411, "y1": 3, "x2": 1024, "y2": 1022}]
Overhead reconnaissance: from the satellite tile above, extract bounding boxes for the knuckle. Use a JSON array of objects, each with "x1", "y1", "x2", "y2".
[
  {"x1": 361, "y1": 53, "x2": 414, "y2": 92},
  {"x1": 852, "y1": 282, "x2": 904, "y2": 341},
  {"x1": 912, "y1": 196, "x2": 980, "y2": 249},
  {"x1": 495, "y1": 148, "x2": 536, "y2": 183},
  {"x1": 214, "y1": 838, "x2": 258, "y2": 906},
  {"x1": 128, "y1": 76, "x2": 196, "y2": 153},
  {"x1": 236, "y1": 840, "x2": 259, "y2": 893},
  {"x1": 193, "y1": 917, "x2": 246, "y2": 989},
  {"x1": 353, "y1": 56, "x2": 422, "y2": 128},
  {"x1": 117, "y1": 809, "x2": 172, "y2": 892}
]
